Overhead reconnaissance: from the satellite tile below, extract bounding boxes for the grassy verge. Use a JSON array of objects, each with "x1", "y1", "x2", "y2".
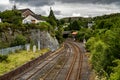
[
  {"x1": 85, "y1": 52, "x2": 96, "y2": 80},
  {"x1": 0, "y1": 49, "x2": 49, "y2": 76}
]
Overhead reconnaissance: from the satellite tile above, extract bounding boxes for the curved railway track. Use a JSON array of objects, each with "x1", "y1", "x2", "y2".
[
  {"x1": 12, "y1": 41, "x2": 84, "y2": 80},
  {"x1": 37, "y1": 42, "x2": 83, "y2": 80},
  {"x1": 65, "y1": 42, "x2": 83, "y2": 80}
]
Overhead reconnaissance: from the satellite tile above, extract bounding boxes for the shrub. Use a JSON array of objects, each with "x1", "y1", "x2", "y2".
[
  {"x1": 10, "y1": 34, "x2": 27, "y2": 46},
  {"x1": 0, "y1": 55, "x2": 8, "y2": 62}
]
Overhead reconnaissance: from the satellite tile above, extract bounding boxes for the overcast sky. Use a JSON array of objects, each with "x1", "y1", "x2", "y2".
[{"x1": 0, "y1": 0, "x2": 120, "y2": 18}]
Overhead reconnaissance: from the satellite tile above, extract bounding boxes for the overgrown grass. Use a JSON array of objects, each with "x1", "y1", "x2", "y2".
[{"x1": 0, "y1": 49, "x2": 49, "y2": 76}]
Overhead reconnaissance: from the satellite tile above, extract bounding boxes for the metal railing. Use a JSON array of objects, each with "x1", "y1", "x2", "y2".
[{"x1": 0, "y1": 44, "x2": 28, "y2": 55}]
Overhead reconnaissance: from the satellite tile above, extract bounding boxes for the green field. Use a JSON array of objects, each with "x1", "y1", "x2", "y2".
[{"x1": 0, "y1": 49, "x2": 49, "y2": 76}]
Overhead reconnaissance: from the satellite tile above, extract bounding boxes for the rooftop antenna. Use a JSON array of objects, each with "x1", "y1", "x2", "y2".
[{"x1": 50, "y1": 7, "x2": 52, "y2": 10}]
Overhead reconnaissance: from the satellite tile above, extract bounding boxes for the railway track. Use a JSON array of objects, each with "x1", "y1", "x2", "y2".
[
  {"x1": 65, "y1": 42, "x2": 83, "y2": 80},
  {"x1": 37, "y1": 42, "x2": 83, "y2": 80},
  {"x1": 13, "y1": 46, "x2": 65, "y2": 80},
  {"x1": 12, "y1": 41, "x2": 84, "y2": 80},
  {"x1": 38, "y1": 43, "x2": 73, "y2": 80}
]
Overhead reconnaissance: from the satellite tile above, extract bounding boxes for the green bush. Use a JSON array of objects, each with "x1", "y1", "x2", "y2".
[
  {"x1": 110, "y1": 60, "x2": 120, "y2": 80},
  {"x1": 10, "y1": 34, "x2": 27, "y2": 46},
  {"x1": 0, "y1": 55, "x2": 8, "y2": 62}
]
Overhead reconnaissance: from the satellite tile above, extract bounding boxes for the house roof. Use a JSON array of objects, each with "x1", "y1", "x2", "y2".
[
  {"x1": 31, "y1": 15, "x2": 41, "y2": 20},
  {"x1": 19, "y1": 8, "x2": 45, "y2": 21},
  {"x1": 33, "y1": 15, "x2": 46, "y2": 21},
  {"x1": 19, "y1": 8, "x2": 35, "y2": 15},
  {"x1": 72, "y1": 31, "x2": 78, "y2": 35}
]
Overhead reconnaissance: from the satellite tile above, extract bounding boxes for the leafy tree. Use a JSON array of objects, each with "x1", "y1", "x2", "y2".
[
  {"x1": 68, "y1": 20, "x2": 81, "y2": 30},
  {"x1": 96, "y1": 20, "x2": 113, "y2": 29},
  {"x1": 47, "y1": 18, "x2": 57, "y2": 29},
  {"x1": 47, "y1": 7, "x2": 57, "y2": 29},
  {"x1": 76, "y1": 31, "x2": 85, "y2": 41},
  {"x1": 85, "y1": 37, "x2": 96, "y2": 51},
  {"x1": 60, "y1": 19, "x2": 65, "y2": 25},
  {"x1": 55, "y1": 25, "x2": 64, "y2": 43},
  {"x1": 48, "y1": 7, "x2": 56, "y2": 21},
  {"x1": 0, "y1": 10, "x2": 22, "y2": 25},
  {"x1": 76, "y1": 28, "x2": 93, "y2": 41}
]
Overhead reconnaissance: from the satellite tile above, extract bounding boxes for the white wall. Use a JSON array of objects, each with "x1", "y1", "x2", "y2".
[{"x1": 22, "y1": 15, "x2": 40, "y2": 24}]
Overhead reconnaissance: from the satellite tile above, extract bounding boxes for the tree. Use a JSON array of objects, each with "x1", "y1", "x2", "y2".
[
  {"x1": 68, "y1": 17, "x2": 71, "y2": 23},
  {"x1": 68, "y1": 20, "x2": 81, "y2": 30},
  {"x1": 47, "y1": 18, "x2": 57, "y2": 29},
  {"x1": 0, "y1": 10, "x2": 22, "y2": 25},
  {"x1": 48, "y1": 7, "x2": 56, "y2": 21},
  {"x1": 47, "y1": 7, "x2": 57, "y2": 29},
  {"x1": 55, "y1": 25, "x2": 64, "y2": 43}
]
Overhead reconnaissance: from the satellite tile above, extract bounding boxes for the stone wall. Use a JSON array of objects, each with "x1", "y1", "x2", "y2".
[
  {"x1": 30, "y1": 30, "x2": 59, "y2": 51},
  {"x1": 0, "y1": 29, "x2": 59, "y2": 51}
]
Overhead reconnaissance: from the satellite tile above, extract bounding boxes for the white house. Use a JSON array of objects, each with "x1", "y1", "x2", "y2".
[
  {"x1": 19, "y1": 8, "x2": 45, "y2": 24},
  {"x1": 22, "y1": 15, "x2": 45, "y2": 24},
  {"x1": 88, "y1": 21, "x2": 94, "y2": 29}
]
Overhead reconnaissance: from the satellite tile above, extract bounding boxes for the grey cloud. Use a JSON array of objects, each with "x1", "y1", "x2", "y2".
[
  {"x1": 34, "y1": 8, "x2": 47, "y2": 15},
  {"x1": 10, "y1": 0, "x2": 120, "y2": 8},
  {"x1": 0, "y1": 6, "x2": 5, "y2": 11},
  {"x1": 0, "y1": 5, "x2": 10, "y2": 11},
  {"x1": 10, "y1": 0, "x2": 55, "y2": 7},
  {"x1": 54, "y1": 10, "x2": 62, "y2": 15},
  {"x1": 58, "y1": 0, "x2": 120, "y2": 4}
]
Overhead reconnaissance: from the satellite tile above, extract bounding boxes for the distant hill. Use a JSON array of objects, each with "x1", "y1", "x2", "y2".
[
  {"x1": 61, "y1": 17, "x2": 92, "y2": 23},
  {"x1": 61, "y1": 13, "x2": 120, "y2": 23},
  {"x1": 94, "y1": 13, "x2": 120, "y2": 20}
]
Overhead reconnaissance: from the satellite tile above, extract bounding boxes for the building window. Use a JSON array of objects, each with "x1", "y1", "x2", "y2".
[{"x1": 31, "y1": 20, "x2": 36, "y2": 23}]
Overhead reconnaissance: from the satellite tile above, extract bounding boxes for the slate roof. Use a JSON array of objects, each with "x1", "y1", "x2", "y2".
[
  {"x1": 19, "y1": 8, "x2": 45, "y2": 21},
  {"x1": 31, "y1": 15, "x2": 42, "y2": 20},
  {"x1": 19, "y1": 8, "x2": 35, "y2": 15}
]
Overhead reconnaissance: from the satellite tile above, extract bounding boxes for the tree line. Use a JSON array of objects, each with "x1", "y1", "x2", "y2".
[{"x1": 85, "y1": 15, "x2": 120, "y2": 79}]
